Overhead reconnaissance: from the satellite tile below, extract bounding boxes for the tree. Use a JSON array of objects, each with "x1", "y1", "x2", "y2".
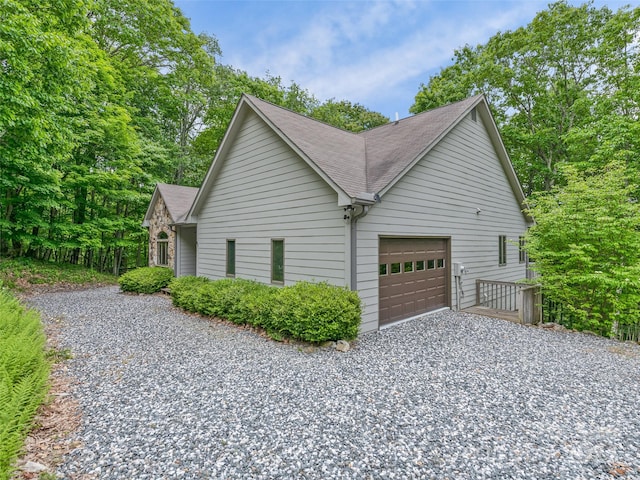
[
  {"x1": 524, "y1": 163, "x2": 640, "y2": 335},
  {"x1": 411, "y1": 1, "x2": 640, "y2": 195},
  {"x1": 0, "y1": 0, "x2": 105, "y2": 255},
  {"x1": 310, "y1": 99, "x2": 389, "y2": 132},
  {"x1": 190, "y1": 66, "x2": 319, "y2": 185}
]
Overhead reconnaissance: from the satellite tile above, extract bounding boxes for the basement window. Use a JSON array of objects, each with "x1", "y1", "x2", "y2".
[{"x1": 156, "y1": 231, "x2": 168, "y2": 266}]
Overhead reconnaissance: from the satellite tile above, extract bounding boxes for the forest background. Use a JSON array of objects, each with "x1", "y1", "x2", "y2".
[{"x1": 1, "y1": 0, "x2": 638, "y2": 281}]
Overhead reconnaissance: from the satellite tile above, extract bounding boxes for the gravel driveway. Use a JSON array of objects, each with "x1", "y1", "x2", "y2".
[{"x1": 28, "y1": 286, "x2": 640, "y2": 479}]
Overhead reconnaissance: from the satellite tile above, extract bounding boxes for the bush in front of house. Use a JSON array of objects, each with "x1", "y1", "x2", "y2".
[
  {"x1": 169, "y1": 276, "x2": 211, "y2": 311},
  {"x1": 169, "y1": 277, "x2": 361, "y2": 342},
  {"x1": 269, "y1": 281, "x2": 361, "y2": 342},
  {"x1": 118, "y1": 266, "x2": 174, "y2": 294}
]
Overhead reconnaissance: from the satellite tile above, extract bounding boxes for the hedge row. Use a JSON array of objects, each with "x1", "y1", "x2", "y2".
[
  {"x1": 118, "y1": 266, "x2": 174, "y2": 294},
  {"x1": 170, "y1": 277, "x2": 362, "y2": 343},
  {"x1": 0, "y1": 289, "x2": 50, "y2": 480}
]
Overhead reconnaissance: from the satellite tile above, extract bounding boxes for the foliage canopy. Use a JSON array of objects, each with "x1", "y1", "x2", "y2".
[{"x1": 525, "y1": 163, "x2": 640, "y2": 335}]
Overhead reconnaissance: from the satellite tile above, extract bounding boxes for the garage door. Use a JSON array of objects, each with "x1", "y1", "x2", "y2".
[{"x1": 379, "y1": 237, "x2": 449, "y2": 327}]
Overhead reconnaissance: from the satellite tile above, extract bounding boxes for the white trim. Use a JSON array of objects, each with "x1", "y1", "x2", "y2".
[{"x1": 378, "y1": 307, "x2": 451, "y2": 330}]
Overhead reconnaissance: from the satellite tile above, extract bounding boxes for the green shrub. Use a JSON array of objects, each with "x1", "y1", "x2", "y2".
[
  {"x1": 169, "y1": 276, "x2": 211, "y2": 312},
  {"x1": 170, "y1": 277, "x2": 362, "y2": 343},
  {"x1": 0, "y1": 290, "x2": 50, "y2": 480},
  {"x1": 270, "y1": 282, "x2": 362, "y2": 342},
  {"x1": 118, "y1": 267, "x2": 174, "y2": 294}
]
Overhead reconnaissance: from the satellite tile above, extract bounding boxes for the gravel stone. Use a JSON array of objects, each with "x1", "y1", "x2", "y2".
[{"x1": 28, "y1": 286, "x2": 640, "y2": 479}]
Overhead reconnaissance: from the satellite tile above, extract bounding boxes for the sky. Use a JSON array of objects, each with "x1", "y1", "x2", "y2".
[{"x1": 174, "y1": 0, "x2": 633, "y2": 119}]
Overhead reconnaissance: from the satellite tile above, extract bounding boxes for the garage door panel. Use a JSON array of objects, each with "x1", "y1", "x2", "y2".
[{"x1": 379, "y1": 237, "x2": 449, "y2": 327}]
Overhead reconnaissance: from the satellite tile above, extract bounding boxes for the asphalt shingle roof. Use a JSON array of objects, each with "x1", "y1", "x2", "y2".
[
  {"x1": 156, "y1": 183, "x2": 199, "y2": 224},
  {"x1": 245, "y1": 94, "x2": 482, "y2": 197}
]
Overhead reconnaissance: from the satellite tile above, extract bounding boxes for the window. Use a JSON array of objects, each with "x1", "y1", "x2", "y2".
[
  {"x1": 271, "y1": 239, "x2": 284, "y2": 283},
  {"x1": 416, "y1": 260, "x2": 425, "y2": 271},
  {"x1": 403, "y1": 261, "x2": 414, "y2": 273},
  {"x1": 226, "y1": 240, "x2": 235, "y2": 276},
  {"x1": 379, "y1": 264, "x2": 388, "y2": 276},
  {"x1": 156, "y1": 231, "x2": 168, "y2": 266},
  {"x1": 499, "y1": 235, "x2": 507, "y2": 266},
  {"x1": 427, "y1": 259, "x2": 435, "y2": 270},
  {"x1": 437, "y1": 258, "x2": 445, "y2": 269},
  {"x1": 391, "y1": 262, "x2": 401, "y2": 274},
  {"x1": 519, "y1": 236, "x2": 526, "y2": 264}
]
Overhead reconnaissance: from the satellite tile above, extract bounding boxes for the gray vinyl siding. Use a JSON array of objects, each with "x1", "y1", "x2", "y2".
[
  {"x1": 196, "y1": 111, "x2": 347, "y2": 286},
  {"x1": 358, "y1": 113, "x2": 528, "y2": 332},
  {"x1": 176, "y1": 226, "x2": 196, "y2": 277}
]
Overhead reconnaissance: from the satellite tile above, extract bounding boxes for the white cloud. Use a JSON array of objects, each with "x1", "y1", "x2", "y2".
[{"x1": 221, "y1": 1, "x2": 543, "y2": 113}]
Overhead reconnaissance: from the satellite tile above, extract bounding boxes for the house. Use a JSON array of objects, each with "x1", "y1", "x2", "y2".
[
  {"x1": 142, "y1": 183, "x2": 198, "y2": 275},
  {"x1": 148, "y1": 94, "x2": 531, "y2": 333}
]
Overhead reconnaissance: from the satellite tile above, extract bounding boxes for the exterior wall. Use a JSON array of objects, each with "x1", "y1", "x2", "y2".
[
  {"x1": 176, "y1": 225, "x2": 197, "y2": 277},
  {"x1": 147, "y1": 196, "x2": 175, "y2": 270},
  {"x1": 196, "y1": 110, "x2": 348, "y2": 286},
  {"x1": 357, "y1": 112, "x2": 528, "y2": 332}
]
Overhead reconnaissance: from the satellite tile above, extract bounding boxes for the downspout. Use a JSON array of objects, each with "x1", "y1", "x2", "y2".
[{"x1": 349, "y1": 205, "x2": 369, "y2": 291}]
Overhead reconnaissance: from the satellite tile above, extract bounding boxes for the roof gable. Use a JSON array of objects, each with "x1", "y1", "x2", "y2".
[
  {"x1": 143, "y1": 183, "x2": 199, "y2": 226},
  {"x1": 190, "y1": 93, "x2": 527, "y2": 220},
  {"x1": 360, "y1": 95, "x2": 482, "y2": 194},
  {"x1": 246, "y1": 96, "x2": 368, "y2": 198}
]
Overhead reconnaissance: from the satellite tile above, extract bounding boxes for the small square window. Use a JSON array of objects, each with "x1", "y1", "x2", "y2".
[
  {"x1": 416, "y1": 260, "x2": 425, "y2": 271},
  {"x1": 379, "y1": 264, "x2": 388, "y2": 276},
  {"x1": 437, "y1": 258, "x2": 445, "y2": 269},
  {"x1": 404, "y1": 261, "x2": 414, "y2": 273},
  {"x1": 427, "y1": 259, "x2": 435, "y2": 270},
  {"x1": 391, "y1": 262, "x2": 401, "y2": 274}
]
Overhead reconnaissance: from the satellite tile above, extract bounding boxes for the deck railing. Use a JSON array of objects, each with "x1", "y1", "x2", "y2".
[{"x1": 476, "y1": 279, "x2": 541, "y2": 324}]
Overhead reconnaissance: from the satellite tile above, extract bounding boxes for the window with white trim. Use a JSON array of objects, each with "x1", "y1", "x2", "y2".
[{"x1": 157, "y1": 231, "x2": 169, "y2": 266}]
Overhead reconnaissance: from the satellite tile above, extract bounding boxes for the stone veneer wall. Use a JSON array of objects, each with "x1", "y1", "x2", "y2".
[{"x1": 148, "y1": 196, "x2": 175, "y2": 270}]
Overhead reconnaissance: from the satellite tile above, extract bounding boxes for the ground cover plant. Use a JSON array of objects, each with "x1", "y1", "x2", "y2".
[
  {"x1": 170, "y1": 277, "x2": 361, "y2": 342},
  {"x1": 0, "y1": 258, "x2": 116, "y2": 292},
  {"x1": 0, "y1": 289, "x2": 50, "y2": 480},
  {"x1": 118, "y1": 267, "x2": 174, "y2": 294}
]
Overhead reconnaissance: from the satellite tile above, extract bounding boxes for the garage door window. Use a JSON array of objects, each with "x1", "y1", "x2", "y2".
[
  {"x1": 427, "y1": 259, "x2": 435, "y2": 269},
  {"x1": 391, "y1": 262, "x2": 401, "y2": 274},
  {"x1": 379, "y1": 264, "x2": 388, "y2": 275},
  {"x1": 404, "y1": 261, "x2": 414, "y2": 273},
  {"x1": 437, "y1": 258, "x2": 445, "y2": 269}
]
